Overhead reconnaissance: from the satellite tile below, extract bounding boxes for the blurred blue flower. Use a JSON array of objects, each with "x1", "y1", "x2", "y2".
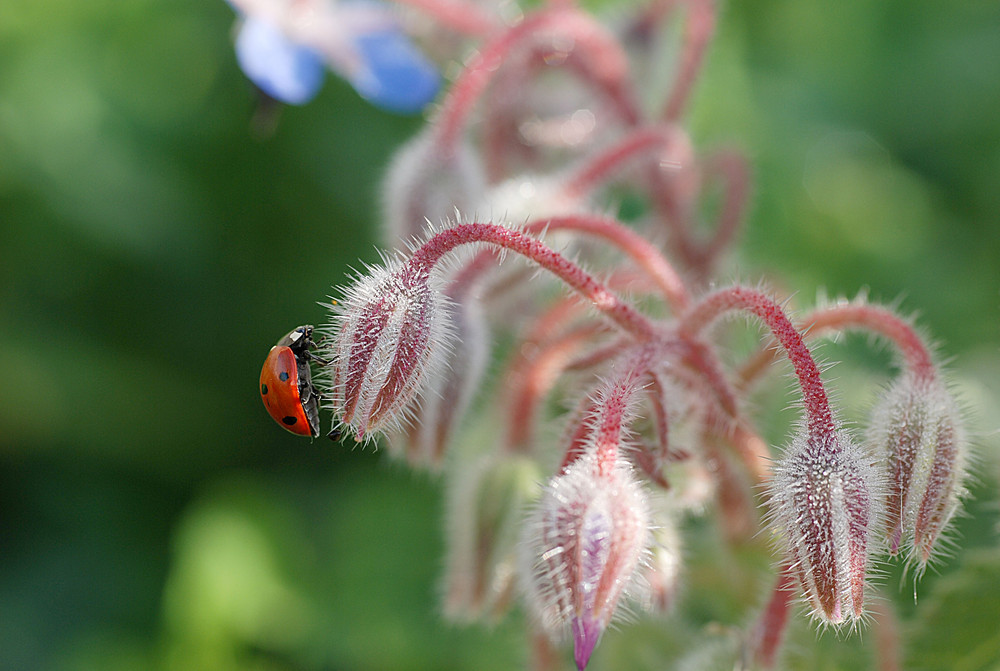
[
  {"x1": 350, "y1": 28, "x2": 442, "y2": 114},
  {"x1": 228, "y1": 0, "x2": 441, "y2": 113},
  {"x1": 235, "y1": 15, "x2": 326, "y2": 104}
]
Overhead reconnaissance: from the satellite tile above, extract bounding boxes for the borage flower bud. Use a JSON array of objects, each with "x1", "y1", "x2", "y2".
[
  {"x1": 521, "y1": 452, "x2": 650, "y2": 670},
  {"x1": 442, "y1": 453, "x2": 541, "y2": 622},
  {"x1": 868, "y1": 372, "x2": 967, "y2": 571},
  {"x1": 768, "y1": 428, "x2": 882, "y2": 627},
  {"x1": 324, "y1": 259, "x2": 452, "y2": 440},
  {"x1": 382, "y1": 130, "x2": 486, "y2": 248},
  {"x1": 398, "y1": 287, "x2": 488, "y2": 467}
]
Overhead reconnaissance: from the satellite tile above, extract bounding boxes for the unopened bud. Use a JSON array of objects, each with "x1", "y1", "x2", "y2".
[
  {"x1": 382, "y1": 130, "x2": 486, "y2": 249},
  {"x1": 521, "y1": 452, "x2": 650, "y2": 670},
  {"x1": 443, "y1": 453, "x2": 541, "y2": 622},
  {"x1": 323, "y1": 261, "x2": 452, "y2": 440},
  {"x1": 768, "y1": 429, "x2": 882, "y2": 626},
  {"x1": 397, "y1": 289, "x2": 488, "y2": 467},
  {"x1": 868, "y1": 372, "x2": 967, "y2": 570}
]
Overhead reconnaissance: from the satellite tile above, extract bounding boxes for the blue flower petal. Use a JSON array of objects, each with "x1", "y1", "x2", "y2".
[
  {"x1": 349, "y1": 29, "x2": 441, "y2": 114},
  {"x1": 235, "y1": 16, "x2": 325, "y2": 105}
]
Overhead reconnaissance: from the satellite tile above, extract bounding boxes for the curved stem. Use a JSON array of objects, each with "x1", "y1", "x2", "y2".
[
  {"x1": 526, "y1": 213, "x2": 691, "y2": 312},
  {"x1": 738, "y1": 302, "x2": 937, "y2": 391},
  {"x1": 561, "y1": 125, "x2": 690, "y2": 202},
  {"x1": 662, "y1": 0, "x2": 716, "y2": 122},
  {"x1": 407, "y1": 222, "x2": 657, "y2": 340},
  {"x1": 433, "y1": 6, "x2": 638, "y2": 156},
  {"x1": 680, "y1": 286, "x2": 836, "y2": 438}
]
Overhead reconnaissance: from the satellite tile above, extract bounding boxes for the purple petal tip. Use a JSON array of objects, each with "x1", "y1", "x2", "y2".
[{"x1": 572, "y1": 616, "x2": 603, "y2": 670}]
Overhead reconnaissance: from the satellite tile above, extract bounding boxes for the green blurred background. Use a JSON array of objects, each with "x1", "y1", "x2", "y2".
[{"x1": 2, "y1": 0, "x2": 999, "y2": 669}]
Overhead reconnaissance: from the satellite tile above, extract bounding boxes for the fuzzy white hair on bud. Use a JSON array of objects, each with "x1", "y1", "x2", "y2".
[
  {"x1": 767, "y1": 427, "x2": 885, "y2": 627},
  {"x1": 867, "y1": 372, "x2": 968, "y2": 574},
  {"x1": 519, "y1": 450, "x2": 650, "y2": 668},
  {"x1": 320, "y1": 259, "x2": 454, "y2": 441}
]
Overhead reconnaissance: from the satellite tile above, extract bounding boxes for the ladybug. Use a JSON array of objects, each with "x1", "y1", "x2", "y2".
[{"x1": 260, "y1": 325, "x2": 323, "y2": 437}]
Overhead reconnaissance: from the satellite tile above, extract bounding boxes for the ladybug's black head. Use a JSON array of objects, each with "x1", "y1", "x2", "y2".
[{"x1": 276, "y1": 324, "x2": 315, "y2": 353}]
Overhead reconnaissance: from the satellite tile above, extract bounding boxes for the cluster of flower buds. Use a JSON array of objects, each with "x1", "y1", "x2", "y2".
[{"x1": 250, "y1": 1, "x2": 970, "y2": 668}]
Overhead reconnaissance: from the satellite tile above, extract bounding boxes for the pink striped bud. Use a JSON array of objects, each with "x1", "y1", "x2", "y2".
[
  {"x1": 768, "y1": 429, "x2": 882, "y2": 626},
  {"x1": 868, "y1": 372, "x2": 967, "y2": 571},
  {"x1": 396, "y1": 289, "x2": 488, "y2": 467},
  {"x1": 521, "y1": 452, "x2": 650, "y2": 670},
  {"x1": 324, "y1": 260, "x2": 452, "y2": 440}
]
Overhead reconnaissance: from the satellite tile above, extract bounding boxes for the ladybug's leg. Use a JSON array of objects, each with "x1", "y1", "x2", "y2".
[{"x1": 304, "y1": 348, "x2": 332, "y2": 366}]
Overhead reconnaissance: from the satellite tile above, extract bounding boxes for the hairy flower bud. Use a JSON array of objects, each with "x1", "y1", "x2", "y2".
[
  {"x1": 324, "y1": 260, "x2": 452, "y2": 440},
  {"x1": 382, "y1": 130, "x2": 486, "y2": 249},
  {"x1": 768, "y1": 429, "x2": 882, "y2": 626},
  {"x1": 397, "y1": 287, "x2": 488, "y2": 467},
  {"x1": 521, "y1": 452, "x2": 650, "y2": 670},
  {"x1": 868, "y1": 372, "x2": 967, "y2": 570},
  {"x1": 443, "y1": 453, "x2": 541, "y2": 622}
]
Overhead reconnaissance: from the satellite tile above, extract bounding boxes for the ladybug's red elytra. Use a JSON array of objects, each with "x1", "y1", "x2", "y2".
[{"x1": 260, "y1": 325, "x2": 322, "y2": 437}]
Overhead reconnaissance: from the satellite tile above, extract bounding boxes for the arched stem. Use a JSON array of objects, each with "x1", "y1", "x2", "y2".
[
  {"x1": 680, "y1": 286, "x2": 835, "y2": 439},
  {"x1": 433, "y1": 6, "x2": 639, "y2": 155},
  {"x1": 407, "y1": 222, "x2": 657, "y2": 340},
  {"x1": 738, "y1": 302, "x2": 937, "y2": 391}
]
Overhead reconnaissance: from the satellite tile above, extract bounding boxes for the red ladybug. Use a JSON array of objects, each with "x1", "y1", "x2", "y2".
[{"x1": 260, "y1": 325, "x2": 322, "y2": 437}]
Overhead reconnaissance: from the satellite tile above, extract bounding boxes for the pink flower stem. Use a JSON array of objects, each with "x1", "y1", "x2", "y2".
[
  {"x1": 662, "y1": 0, "x2": 716, "y2": 122},
  {"x1": 560, "y1": 125, "x2": 689, "y2": 203},
  {"x1": 591, "y1": 372, "x2": 643, "y2": 475},
  {"x1": 526, "y1": 213, "x2": 691, "y2": 312},
  {"x1": 433, "y1": 6, "x2": 639, "y2": 156},
  {"x1": 748, "y1": 568, "x2": 795, "y2": 668},
  {"x1": 807, "y1": 304, "x2": 937, "y2": 382},
  {"x1": 562, "y1": 372, "x2": 657, "y2": 490},
  {"x1": 391, "y1": 0, "x2": 496, "y2": 36},
  {"x1": 407, "y1": 222, "x2": 658, "y2": 340},
  {"x1": 680, "y1": 286, "x2": 836, "y2": 439},
  {"x1": 871, "y1": 598, "x2": 903, "y2": 671},
  {"x1": 696, "y1": 149, "x2": 751, "y2": 268},
  {"x1": 558, "y1": 343, "x2": 657, "y2": 473},
  {"x1": 738, "y1": 302, "x2": 937, "y2": 390}
]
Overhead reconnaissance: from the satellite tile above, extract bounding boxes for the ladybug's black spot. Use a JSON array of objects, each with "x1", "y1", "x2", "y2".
[
  {"x1": 279, "y1": 371, "x2": 290, "y2": 382},
  {"x1": 261, "y1": 383, "x2": 268, "y2": 395},
  {"x1": 282, "y1": 416, "x2": 298, "y2": 426}
]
